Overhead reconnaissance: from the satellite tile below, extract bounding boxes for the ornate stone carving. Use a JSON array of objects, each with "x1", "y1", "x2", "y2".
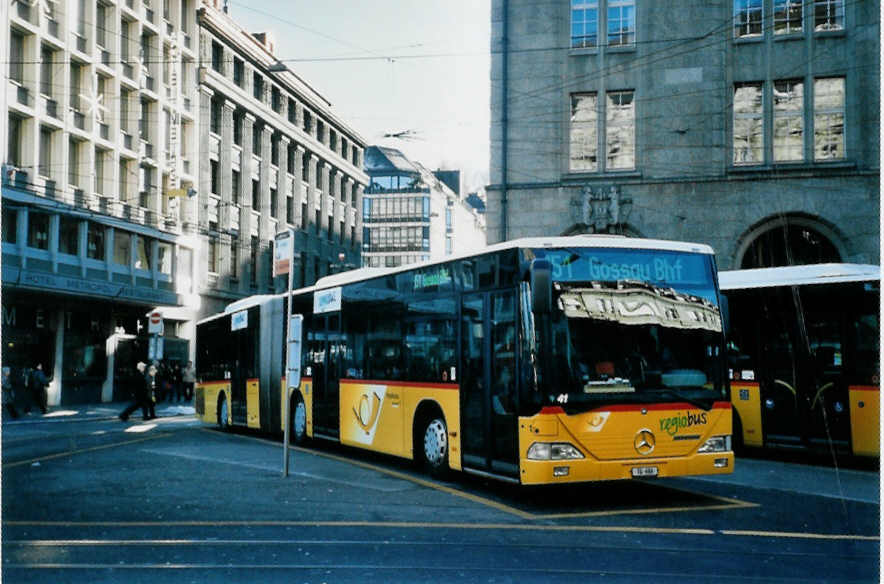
[{"x1": 571, "y1": 185, "x2": 633, "y2": 233}]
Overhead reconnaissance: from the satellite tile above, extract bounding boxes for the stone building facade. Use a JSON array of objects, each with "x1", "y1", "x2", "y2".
[
  {"x1": 197, "y1": 2, "x2": 367, "y2": 316},
  {"x1": 488, "y1": 0, "x2": 879, "y2": 269}
]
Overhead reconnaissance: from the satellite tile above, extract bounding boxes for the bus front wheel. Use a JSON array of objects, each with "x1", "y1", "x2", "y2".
[
  {"x1": 421, "y1": 417, "x2": 449, "y2": 477},
  {"x1": 217, "y1": 394, "x2": 229, "y2": 431}
]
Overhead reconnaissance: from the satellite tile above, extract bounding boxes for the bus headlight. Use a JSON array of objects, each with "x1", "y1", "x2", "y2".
[
  {"x1": 697, "y1": 435, "x2": 732, "y2": 453},
  {"x1": 527, "y1": 442, "x2": 585, "y2": 460}
]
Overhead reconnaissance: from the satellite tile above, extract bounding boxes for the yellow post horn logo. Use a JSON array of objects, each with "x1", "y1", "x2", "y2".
[{"x1": 353, "y1": 392, "x2": 382, "y2": 434}]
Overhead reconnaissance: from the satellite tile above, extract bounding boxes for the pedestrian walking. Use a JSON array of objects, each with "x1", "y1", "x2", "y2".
[
  {"x1": 119, "y1": 362, "x2": 155, "y2": 421},
  {"x1": 26, "y1": 363, "x2": 49, "y2": 415},
  {"x1": 172, "y1": 362, "x2": 184, "y2": 402},
  {"x1": 182, "y1": 360, "x2": 196, "y2": 401},
  {"x1": 2, "y1": 366, "x2": 19, "y2": 419}
]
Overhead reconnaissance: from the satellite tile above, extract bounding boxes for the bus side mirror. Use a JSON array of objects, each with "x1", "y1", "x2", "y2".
[{"x1": 531, "y1": 259, "x2": 552, "y2": 314}]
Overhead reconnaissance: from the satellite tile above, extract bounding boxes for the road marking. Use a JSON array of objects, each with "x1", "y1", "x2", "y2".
[
  {"x1": 1, "y1": 433, "x2": 172, "y2": 469},
  {"x1": 2, "y1": 521, "x2": 878, "y2": 542},
  {"x1": 140, "y1": 447, "x2": 409, "y2": 492},
  {"x1": 720, "y1": 530, "x2": 880, "y2": 541},
  {"x1": 212, "y1": 429, "x2": 756, "y2": 520}
]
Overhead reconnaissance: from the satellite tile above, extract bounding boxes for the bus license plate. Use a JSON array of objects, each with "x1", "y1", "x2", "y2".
[{"x1": 631, "y1": 466, "x2": 658, "y2": 478}]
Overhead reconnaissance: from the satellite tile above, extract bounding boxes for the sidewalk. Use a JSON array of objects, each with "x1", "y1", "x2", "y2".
[{"x1": 2, "y1": 401, "x2": 196, "y2": 425}]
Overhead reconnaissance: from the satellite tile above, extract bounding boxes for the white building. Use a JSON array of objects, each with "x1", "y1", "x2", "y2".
[
  {"x1": 1, "y1": 0, "x2": 367, "y2": 405},
  {"x1": 362, "y1": 146, "x2": 485, "y2": 269}
]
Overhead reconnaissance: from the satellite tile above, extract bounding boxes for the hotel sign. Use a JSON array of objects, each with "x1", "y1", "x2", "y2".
[{"x1": 3, "y1": 267, "x2": 180, "y2": 306}]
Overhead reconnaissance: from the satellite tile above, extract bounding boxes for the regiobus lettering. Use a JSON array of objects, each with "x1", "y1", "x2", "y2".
[{"x1": 660, "y1": 411, "x2": 709, "y2": 437}]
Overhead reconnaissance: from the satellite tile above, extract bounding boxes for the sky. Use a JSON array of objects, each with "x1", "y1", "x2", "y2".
[{"x1": 228, "y1": 0, "x2": 492, "y2": 193}]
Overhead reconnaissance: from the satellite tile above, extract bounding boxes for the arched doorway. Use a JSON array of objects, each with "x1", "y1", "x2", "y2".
[{"x1": 737, "y1": 217, "x2": 843, "y2": 269}]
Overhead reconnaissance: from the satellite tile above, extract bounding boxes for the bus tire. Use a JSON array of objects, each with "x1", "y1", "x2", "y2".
[
  {"x1": 420, "y1": 415, "x2": 449, "y2": 478},
  {"x1": 291, "y1": 394, "x2": 308, "y2": 445},
  {"x1": 217, "y1": 394, "x2": 229, "y2": 431}
]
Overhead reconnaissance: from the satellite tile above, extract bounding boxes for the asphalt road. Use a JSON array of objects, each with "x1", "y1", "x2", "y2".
[{"x1": 2, "y1": 411, "x2": 879, "y2": 583}]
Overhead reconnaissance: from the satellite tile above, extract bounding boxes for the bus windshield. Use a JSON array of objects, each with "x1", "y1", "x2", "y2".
[{"x1": 527, "y1": 247, "x2": 726, "y2": 413}]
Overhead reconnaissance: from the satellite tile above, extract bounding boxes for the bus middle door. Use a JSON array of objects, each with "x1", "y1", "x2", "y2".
[{"x1": 312, "y1": 314, "x2": 341, "y2": 439}]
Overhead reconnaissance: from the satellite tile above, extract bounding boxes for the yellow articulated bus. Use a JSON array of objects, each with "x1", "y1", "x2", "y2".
[
  {"x1": 195, "y1": 236, "x2": 734, "y2": 485},
  {"x1": 720, "y1": 263, "x2": 880, "y2": 457}
]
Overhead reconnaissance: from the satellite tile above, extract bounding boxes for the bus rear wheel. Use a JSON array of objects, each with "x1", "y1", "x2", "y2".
[
  {"x1": 422, "y1": 417, "x2": 449, "y2": 477},
  {"x1": 217, "y1": 394, "x2": 229, "y2": 431}
]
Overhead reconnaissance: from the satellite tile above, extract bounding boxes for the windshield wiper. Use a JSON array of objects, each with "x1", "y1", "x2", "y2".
[{"x1": 653, "y1": 389, "x2": 715, "y2": 411}]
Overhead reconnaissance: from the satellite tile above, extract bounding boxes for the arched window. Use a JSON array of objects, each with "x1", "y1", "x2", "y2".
[{"x1": 740, "y1": 223, "x2": 841, "y2": 269}]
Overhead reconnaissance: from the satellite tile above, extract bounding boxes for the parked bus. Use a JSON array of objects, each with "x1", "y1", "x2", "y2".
[
  {"x1": 720, "y1": 263, "x2": 880, "y2": 457},
  {"x1": 195, "y1": 236, "x2": 734, "y2": 484}
]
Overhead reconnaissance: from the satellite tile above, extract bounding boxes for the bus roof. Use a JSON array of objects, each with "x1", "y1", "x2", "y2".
[
  {"x1": 311, "y1": 235, "x2": 715, "y2": 292},
  {"x1": 719, "y1": 263, "x2": 880, "y2": 290}
]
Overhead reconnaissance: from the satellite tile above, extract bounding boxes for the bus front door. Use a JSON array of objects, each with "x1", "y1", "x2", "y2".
[{"x1": 460, "y1": 292, "x2": 519, "y2": 479}]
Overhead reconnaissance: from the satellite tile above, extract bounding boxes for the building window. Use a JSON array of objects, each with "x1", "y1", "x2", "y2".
[
  {"x1": 135, "y1": 236, "x2": 151, "y2": 270},
  {"x1": 250, "y1": 236, "x2": 259, "y2": 287},
  {"x1": 271, "y1": 137, "x2": 279, "y2": 166},
  {"x1": 813, "y1": 77, "x2": 845, "y2": 160},
  {"x1": 606, "y1": 90, "x2": 635, "y2": 170},
  {"x1": 271, "y1": 87, "x2": 281, "y2": 112},
  {"x1": 59, "y1": 216, "x2": 80, "y2": 255},
  {"x1": 39, "y1": 127, "x2": 53, "y2": 178},
  {"x1": 339, "y1": 220, "x2": 345, "y2": 244},
  {"x1": 68, "y1": 139, "x2": 80, "y2": 187},
  {"x1": 208, "y1": 237, "x2": 218, "y2": 273},
  {"x1": 733, "y1": 82, "x2": 764, "y2": 165},
  {"x1": 87, "y1": 223, "x2": 104, "y2": 260},
  {"x1": 2, "y1": 208, "x2": 17, "y2": 244},
  {"x1": 28, "y1": 212, "x2": 50, "y2": 250},
  {"x1": 231, "y1": 170, "x2": 241, "y2": 205},
  {"x1": 315, "y1": 210, "x2": 321, "y2": 236},
  {"x1": 302, "y1": 153, "x2": 310, "y2": 183},
  {"x1": 233, "y1": 57, "x2": 244, "y2": 87},
  {"x1": 253, "y1": 72, "x2": 264, "y2": 101},
  {"x1": 211, "y1": 41, "x2": 223, "y2": 73},
  {"x1": 286, "y1": 196, "x2": 294, "y2": 224},
  {"x1": 210, "y1": 98, "x2": 222, "y2": 135},
  {"x1": 814, "y1": 0, "x2": 843, "y2": 31},
  {"x1": 774, "y1": 0, "x2": 803, "y2": 35},
  {"x1": 607, "y1": 0, "x2": 635, "y2": 47},
  {"x1": 8, "y1": 115, "x2": 22, "y2": 167},
  {"x1": 230, "y1": 241, "x2": 238, "y2": 279},
  {"x1": 303, "y1": 110, "x2": 313, "y2": 134},
  {"x1": 9, "y1": 31, "x2": 24, "y2": 83},
  {"x1": 253, "y1": 124, "x2": 262, "y2": 155},
  {"x1": 571, "y1": 0, "x2": 599, "y2": 49},
  {"x1": 114, "y1": 230, "x2": 131, "y2": 265},
  {"x1": 210, "y1": 160, "x2": 219, "y2": 194},
  {"x1": 233, "y1": 112, "x2": 243, "y2": 146},
  {"x1": 251, "y1": 179, "x2": 260, "y2": 209},
  {"x1": 301, "y1": 202, "x2": 308, "y2": 230},
  {"x1": 152, "y1": 241, "x2": 170, "y2": 275},
  {"x1": 41, "y1": 45, "x2": 54, "y2": 97},
  {"x1": 773, "y1": 80, "x2": 804, "y2": 162},
  {"x1": 734, "y1": 0, "x2": 763, "y2": 38},
  {"x1": 569, "y1": 93, "x2": 598, "y2": 172},
  {"x1": 270, "y1": 188, "x2": 278, "y2": 218}
]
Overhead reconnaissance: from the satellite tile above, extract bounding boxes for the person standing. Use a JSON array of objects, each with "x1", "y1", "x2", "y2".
[
  {"x1": 2, "y1": 367, "x2": 19, "y2": 419},
  {"x1": 182, "y1": 360, "x2": 196, "y2": 402},
  {"x1": 28, "y1": 363, "x2": 49, "y2": 415},
  {"x1": 119, "y1": 362, "x2": 153, "y2": 421},
  {"x1": 172, "y1": 362, "x2": 184, "y2": 402}
]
